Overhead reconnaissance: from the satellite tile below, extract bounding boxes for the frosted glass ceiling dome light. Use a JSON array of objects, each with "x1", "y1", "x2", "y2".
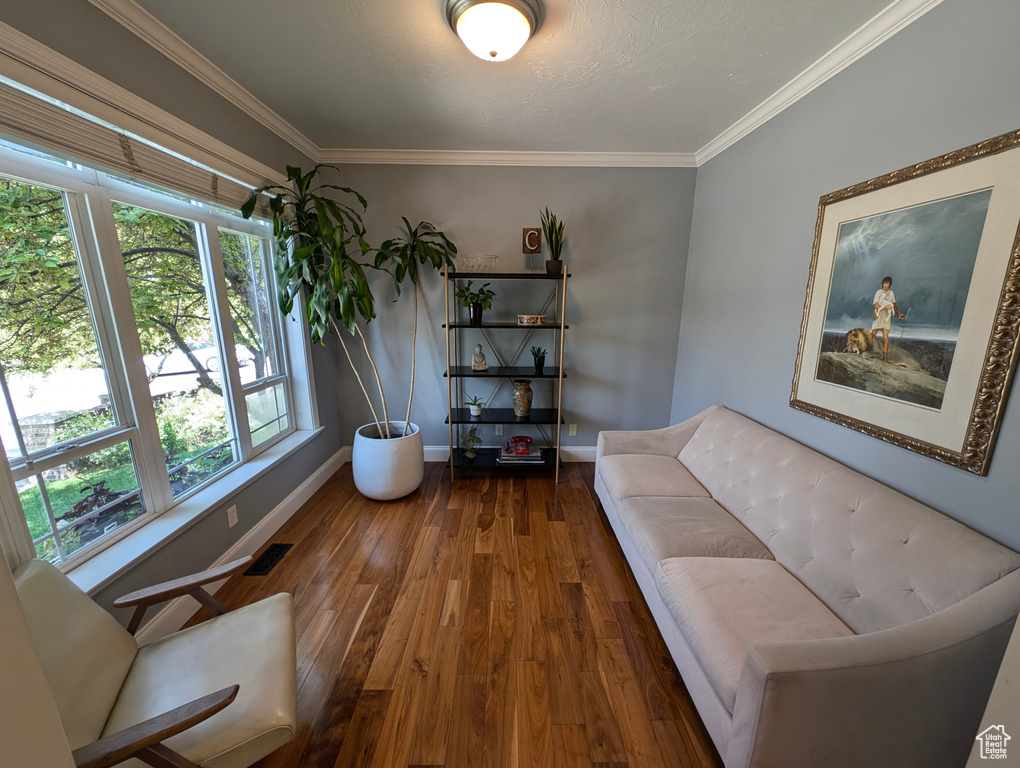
[{"x1": 446, "y1": 0, "x2": 543, "y2": 62}]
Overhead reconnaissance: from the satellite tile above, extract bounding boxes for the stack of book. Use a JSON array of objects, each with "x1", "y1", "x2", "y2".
[{"x1": 496, "y1": 446, "x2": 544, "y2": 464}]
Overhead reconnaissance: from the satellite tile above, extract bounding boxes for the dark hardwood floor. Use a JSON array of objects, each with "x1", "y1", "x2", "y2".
[{"x1": 199, "y1": 462, "x2": 722, "y2": 768}]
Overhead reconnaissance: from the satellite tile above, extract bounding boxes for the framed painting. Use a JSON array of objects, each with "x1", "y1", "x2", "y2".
[{"x1": 791, "y1": 129, "x2": 1020, "y2": 475}]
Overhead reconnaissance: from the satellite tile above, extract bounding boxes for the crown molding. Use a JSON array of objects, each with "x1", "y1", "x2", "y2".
[
  {"x1": 88, "y1": 0, "x2": 319, "y2": 161},
  {"x1": 695, "y1": 0, "x2": 944, "y2": 165},
  {"x1": 0, "y1": 20, "x2": 285, "y2": 187},
  {"x1": 317, "y1": 148, "x2": 699, "y2": 167},
  {"x1": 6, "y1": 0, "x2": 941, "y2": 172}
]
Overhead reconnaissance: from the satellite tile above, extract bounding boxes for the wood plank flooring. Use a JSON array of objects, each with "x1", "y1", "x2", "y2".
[{"x1": 200, "y1": 462, "x2": 722, "y2": 768}]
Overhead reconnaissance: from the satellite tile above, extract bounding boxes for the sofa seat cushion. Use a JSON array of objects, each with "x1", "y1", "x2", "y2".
[
  {"x1": 619, "y1": 496, "x2": 773, "y2": 573},
  {"x1": 675, "y1": 406, "x2": 1020, "y2": 634},
  {"x1": 104, "y1": 593, "x2": 297, "y2": 768},
  {"x1": 599, "y1": 453, "x2": 710, "y2": 502},
  {"x1": 656, "y1": 558, "x2": 854, "y2": 713}
]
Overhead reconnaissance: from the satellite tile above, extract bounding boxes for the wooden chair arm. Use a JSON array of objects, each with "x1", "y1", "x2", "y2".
[
  {"x1": 113, "y1": 556, "x2": 252, "y2": 635},
  {"x1": 71, "y1": 685, "x2": 239, "y2": 768},
  {"x1": 114, "y1": 557, "x2": 252, "y2": 609}
]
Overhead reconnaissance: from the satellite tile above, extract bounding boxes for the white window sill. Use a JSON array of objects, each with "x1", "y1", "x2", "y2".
[{"x1": 68, "y1": 427, "x2": 323, "y2": 595}]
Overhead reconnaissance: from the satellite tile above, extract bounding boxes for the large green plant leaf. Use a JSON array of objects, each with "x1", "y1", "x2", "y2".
[
  {"x1": 374, "y1": 219, "x2": 457, "y2": 301},
  {"x1": 241, "y1": 165, "x2": 380, "y2": 339}
]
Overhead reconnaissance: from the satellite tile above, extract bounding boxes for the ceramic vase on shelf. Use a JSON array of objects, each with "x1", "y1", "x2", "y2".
[{"x1": 512, "y1": 379, "x2": 533, "y2": 418}]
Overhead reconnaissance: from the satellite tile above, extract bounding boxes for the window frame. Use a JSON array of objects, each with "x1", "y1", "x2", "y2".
[
  {"x1": 212, "y1": 225, "x2": 294, "y2": 454},
  {"x1": 0, "y1": 143, "x2": 306, "y2": 571}
]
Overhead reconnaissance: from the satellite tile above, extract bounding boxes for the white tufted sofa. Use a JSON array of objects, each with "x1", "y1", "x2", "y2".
[{"x1": 595, "y1": 405, "x2": 1020, "y2": 768}]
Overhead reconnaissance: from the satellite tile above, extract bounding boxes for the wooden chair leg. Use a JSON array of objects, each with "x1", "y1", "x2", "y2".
[
  {"x1": 126, "y1": 605, "x2": 148, "y2": 635},
  {"x1": 138, "y1": 743, "x2": 202, "y2": 768},
  {"x1": 192, "y1": 587, "x2": 228, "y2": 617}
]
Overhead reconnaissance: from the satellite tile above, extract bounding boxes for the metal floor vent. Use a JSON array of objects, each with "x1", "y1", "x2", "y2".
[{"x1": 244, "y1": 543, "x2": 293, "y2": 576}]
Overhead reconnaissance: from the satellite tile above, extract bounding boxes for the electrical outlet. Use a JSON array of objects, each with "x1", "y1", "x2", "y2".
[
  {"x1": 494, "y1": 424, "x2": 503, "y2": 436},
  {"x1": 569, "y1": 424, "x2": 577, "y2": 436},
  {"x1": 227, "y1": 505, "x2": 238, "y2": 528}
]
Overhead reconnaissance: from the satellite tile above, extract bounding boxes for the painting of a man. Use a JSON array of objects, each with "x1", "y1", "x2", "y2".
[
  {"x1": 814, "y1": 188, "x2": 992, "y2": 409},
  {"x1": 872, "y1": 276, "x2": 905, "y2": 361}
]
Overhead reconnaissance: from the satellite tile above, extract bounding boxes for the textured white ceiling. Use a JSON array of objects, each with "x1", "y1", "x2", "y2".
[{"x1": 132, "y1": 0, "x2": 891, "y2": 153}]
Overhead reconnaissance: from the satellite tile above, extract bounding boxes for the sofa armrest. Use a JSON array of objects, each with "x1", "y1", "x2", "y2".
[
  {"x1": 595, "y1": 405, "x2": 721, "y2": 465},
  {"x1": 726, "y1": 573, "x2": 1020, "y2": 768}
]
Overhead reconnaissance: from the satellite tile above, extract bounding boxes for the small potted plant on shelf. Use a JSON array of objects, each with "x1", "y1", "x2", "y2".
[
  {"x1": 460, "y1": 426, "x2": 483, "y2": 459},
  {"x1": 531, "y1": 346, "x2": 547, "y2": 375},
  {"x1": 540, "y1": 207, "x2": 565, "y2": 275},
  {"x1": 464, "y1": 395, "x2": 485, "y2": 417},
  {"x1": 455, "y1": 280, "x2": 496, "y2": 326}
]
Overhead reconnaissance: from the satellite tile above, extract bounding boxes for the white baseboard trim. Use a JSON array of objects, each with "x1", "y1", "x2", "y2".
[
  {"x1": 561, "y1": 446, "x2": 597, "y2": 462},
  {"x1": 134, "y1": 447, "x2": 346, "y2": 644},
  {"x1": 424, "y1": 445, "x2": 451, "y2": 462}
]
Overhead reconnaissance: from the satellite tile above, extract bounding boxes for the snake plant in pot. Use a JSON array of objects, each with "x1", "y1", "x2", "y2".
[
  {"x1": 540, "y1": 207, "x2": 565, "y2": 275},
  {"x1": 241, "y1": 165, "x2": 456, "y2": 500}
]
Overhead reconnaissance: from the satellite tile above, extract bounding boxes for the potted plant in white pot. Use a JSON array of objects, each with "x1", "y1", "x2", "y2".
[{"x1": 242, "y1": 166, "x2": 456, "y2": 500}]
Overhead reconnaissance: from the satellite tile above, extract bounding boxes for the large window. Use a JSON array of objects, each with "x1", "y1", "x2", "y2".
[
  {"x1": 217, "y1": 229, "x2": 291, "y2": 448},
  {"x1": 112, "y1": 202, "x2": 238, "y2": 498},
  {"x1": 0, "y1": 147, "x2": 294, "y2": 566}
]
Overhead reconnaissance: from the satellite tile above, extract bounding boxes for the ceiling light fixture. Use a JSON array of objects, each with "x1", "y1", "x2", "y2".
[{"x1": 446, "y1": 0, "x2": 543, "y2": 63}]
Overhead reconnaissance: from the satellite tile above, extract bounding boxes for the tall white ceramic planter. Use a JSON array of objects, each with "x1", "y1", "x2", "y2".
[{"x1": 352, "y1": 421, "x2": 424, "y2": 501}]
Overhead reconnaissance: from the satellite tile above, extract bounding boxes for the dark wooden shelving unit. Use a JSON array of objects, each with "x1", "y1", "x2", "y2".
[
  {"x1": 445, "y1": 366, "x2": 566, "y2": 379},
  {"x1": 444, "y1": 268, "x2": 569, "y2": 484},
  {"x1": 450, "y1": 447, "x2": 558, "y2": 470},
  {"x1": 450, "y1": 271, "x2": 565, "y2": 280},
  {"x1": 446, "y1": 408, "x2": 564, "y2": 425},
  {"x1": 444, "y1": 322, "x2": 570, "y2": 329}
]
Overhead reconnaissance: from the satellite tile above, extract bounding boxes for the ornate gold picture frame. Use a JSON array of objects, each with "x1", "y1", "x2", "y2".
[{"x1": 791, "y1": 129, "x2": 1020, "y2": 475}]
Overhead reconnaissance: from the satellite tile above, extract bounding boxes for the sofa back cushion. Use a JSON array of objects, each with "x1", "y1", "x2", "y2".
[
  {"x1": 678, "y1": 407, "x2": 1020, "y2": 634},
  {"x1": 14, "y1": 559, "x2": 138, "y2": 749}
]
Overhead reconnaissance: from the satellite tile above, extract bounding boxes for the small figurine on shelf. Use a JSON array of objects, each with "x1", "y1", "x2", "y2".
[
  {"x1": 531, "y1": 346, "x2": 547, "y2": 375},
  {"x1": 472, "y1": 343, "x2": 488, "y2": 371}
]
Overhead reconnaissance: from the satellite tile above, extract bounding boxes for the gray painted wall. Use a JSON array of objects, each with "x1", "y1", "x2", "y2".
[
  {"x1": 1, "y1": 0, "x2": 301, "y2": 172},
  {"x1": 672, "y1": 0, "x2": 1020, "y2": 548},
  {"x1": 327, "y1": 164, "x2": 697, "y2": 450}
]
